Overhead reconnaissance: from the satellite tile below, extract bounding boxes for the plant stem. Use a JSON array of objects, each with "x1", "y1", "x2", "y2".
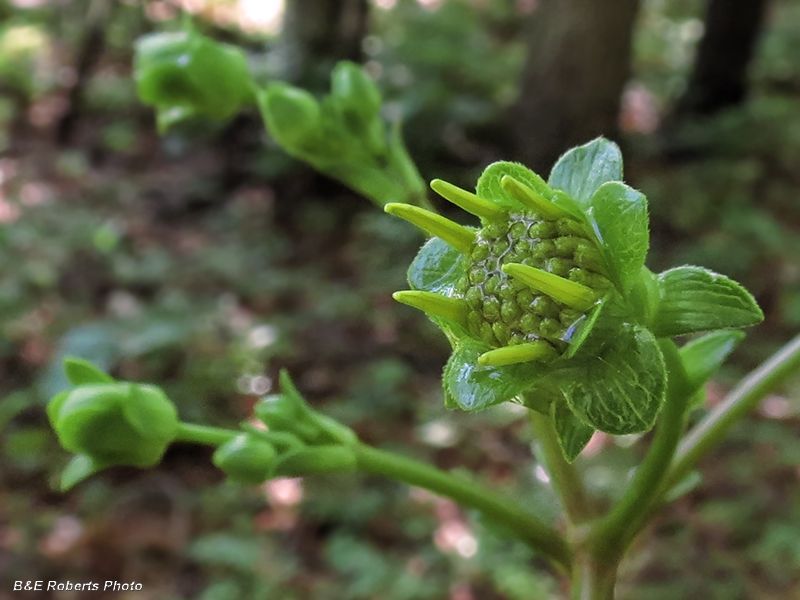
[
  {"x1": 663, "y1": 331, "x2": 800, "y2": 496},
  {"x1": 352, "y1": 443, "x2": 572, "y2": 573},
  {"x1": 527, "y1": 409, "x2": 594, "y2": 524},
  {"x1": 590, "y1": 340, "x2": 691, "y2": 562},
  {"x1": 175, "y1": 423, "x2": 238, "y2": 446},
  {"x1": 570, "y1": 554, "x2": 617, "y2": 600}
]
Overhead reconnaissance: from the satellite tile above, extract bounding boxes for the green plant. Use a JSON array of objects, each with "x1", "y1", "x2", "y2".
[{"x1": 41, "y1": 30, "x2": 800, "y2": 600}]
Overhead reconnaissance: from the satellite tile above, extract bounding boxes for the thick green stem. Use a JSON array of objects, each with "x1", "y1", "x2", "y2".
[
  {"x1": 590, "y1": 340, "x2": 691, "y2": 562},
  {"x1": 664, "y1": 331, "x2": 800, "y2": 495},
  {"x1": 352, "y1": 443, "x2": 572, "y2": 573},
  {"x1": 528, "y1": 409, "x2": 594, "y2": 524},
  {"x1": 175, "y1": 423, "x2": 238, "y2": 446},
  {"x1": 570, "y1": 554, "x2": 617, "y2": 600}
]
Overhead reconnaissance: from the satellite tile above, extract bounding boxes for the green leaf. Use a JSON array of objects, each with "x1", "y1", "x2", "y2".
[
  {"x1": 679, "y1": 330, "x2": 745, "y2": 393},
  {"x1": 548, "y1": 138, "x2": 623, "y2": 208},
  {"x1": 407, "y1": 236, "x2": 465, "y2": 295},
  {"x1": 563, "y1": 294, "x2": 609, "y2": 359},
  {"x1": 475, "y1": 162, "x2": 587, "y2": 220},
  {"x1": 563, "y1": 324, "x2": 667, "y2": 435},
  {"x1": 664, "y1": 470, "x2": 703, "y2": 503},
  {"x1": 652, "y1": 266, "x2": 764, "y2": 337},
  {"x1": 477, "y1": 161, "x2": 549, "y2": 211},
  {"x1": 552, "y1": 402, "x2": 595, "y2": 463},
  {"x1": 587, "y1": 181, "x2": 649, "y2": 289},
  {"x1": 60, "y1": 454, "x2": 104, "y2": 491},
  {"x1": 443, "y1": 341, "x2": 543, "y2": 411},
  {"x1": 63, "y1": 357, "x2": 114, "y2": 386}
]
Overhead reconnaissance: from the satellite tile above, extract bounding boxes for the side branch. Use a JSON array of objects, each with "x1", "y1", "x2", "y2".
[
  {"x1": 353, "y1": 443, "x2": 572, "y2": 573},
  {"x1": 665, "y1": 332, "x2": 800, "y2": 494}
]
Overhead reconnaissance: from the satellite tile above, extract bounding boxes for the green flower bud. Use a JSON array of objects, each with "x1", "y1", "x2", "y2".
[
  {"x1": 213, "y1": 434, "x2": 277, "y2": 485},
  {"x1": 134, "y1": 31, "x2": 252, "y2": 128},
  {"x1": 255, "y1": 392, "x2": 318, "y2": 441},
  {"x1": 257, "y1": 83, "x2": 321, "y2": 150},
  {"x1": 271, "y1": 446, "x2": 357, "y2": 478},
  {"x1": 254, "y1": 370, "x2": 357, "y2": 445},
  {"x1": 47, "y1": 382, "x2": 178, "y2": 469},
  {"x1": 331, "y1": 61, "x2": 382, "y2": 122}
]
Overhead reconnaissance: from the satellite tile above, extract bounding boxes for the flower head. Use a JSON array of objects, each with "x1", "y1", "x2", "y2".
[{"x1": 387, "y1": 139, "x2": 763, "y2": 460}]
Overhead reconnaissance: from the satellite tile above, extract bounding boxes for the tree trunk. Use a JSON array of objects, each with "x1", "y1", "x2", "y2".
[
  {"x1": 278, "y1": 0, "x2": 369, "y2": 91},
  {"x1": 56, "y1": 0, "x2": 112, "y2": 145},
  {"x1": 505, "y1": 0, "x2": 641, "y2": 174},
  {"x1": 675, "y1": 0, "x2": 771, "y2": 117}
]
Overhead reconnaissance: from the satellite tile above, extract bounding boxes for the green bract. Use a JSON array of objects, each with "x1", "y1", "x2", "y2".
[
  {"x1": 134, "y1": 30, "x2": 252, "y2": 131},
  {"x1": 388, "y1": 138, "x2": 763, "y2": 460},
  {"x1": 47, "y1": 357, "x2": 179, "y2": 489}
]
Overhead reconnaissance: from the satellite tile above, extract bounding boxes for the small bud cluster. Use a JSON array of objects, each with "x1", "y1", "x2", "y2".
[{"x1": 456, "y1": 213, "x2": 610, "y2": 352}]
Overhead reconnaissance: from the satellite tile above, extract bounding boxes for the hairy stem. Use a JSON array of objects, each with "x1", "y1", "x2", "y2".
[
  {"x1": 528, "y1": 409, "x2": 594, "y2": 524},
  {"x1": 353, "y1": 443, "x2": 572, "y2": 573}
]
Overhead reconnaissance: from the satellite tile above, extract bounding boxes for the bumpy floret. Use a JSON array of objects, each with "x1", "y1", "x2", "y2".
[
  {"x1": 458, "y1": 213, "x2": 611, "y2": 352},
  {"x1": 386, "y1": 175, "x2": 613, "y2": 367}
]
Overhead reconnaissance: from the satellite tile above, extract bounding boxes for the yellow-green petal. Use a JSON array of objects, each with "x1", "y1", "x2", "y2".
[
  {"x1": 478, "y1": 341, "x2": 557, "y2": 367},
  {"x1": 501, "y1": 175, "x2": 572, "y2": 220},
  {"x1": 430, "y1": 179, "x2": 506, "y2": 221},
  {"x1": 385, "y1": 203, "x2": 475, "y2": 254},
  {"x1": 503, "y1": 263, "x2": 596, "y2": 312}
]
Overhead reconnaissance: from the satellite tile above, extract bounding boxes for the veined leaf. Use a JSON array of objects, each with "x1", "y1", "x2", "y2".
[
  {"x1": 652, "y1": 266, "x2": 764, "y2": 337},
  {"x1": 477, "y1": 161, "x2": 545, "y2": 212},
  {"x1": 552, "y1": 402, "x2": 595, "y2": 463},
  {"x1": 563, "y1": 324, "x2": 667, "y2": 435},
  {"x1": 407, "y1": 236, "x2": 465, "y2": 296},
  {"x1": 679, "y1": 330, "x2": 745, "y2": 408},
  {"x1": 443, "y1": 341, "x2": 544, "y2": 412},
  {"x1": 587, "y1": 181, "x2": 649, "y2": 290},
  {"x1": 548, "y1": 138, "x2": 623, "y2": 208},
  {"x1": 476, "y1": 161, "x2": 586, "y2": 219}
]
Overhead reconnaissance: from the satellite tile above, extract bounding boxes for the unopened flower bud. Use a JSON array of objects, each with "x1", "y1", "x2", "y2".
[
  {"x1": 213, "y1": 434, "x2": 277, "y2": 485},
  {"x1": 258, "y1": 83, "x2": 321, "y2": 150},
  {"x1": 47, "y1": 382, "x2": 178, "y2": 469}
]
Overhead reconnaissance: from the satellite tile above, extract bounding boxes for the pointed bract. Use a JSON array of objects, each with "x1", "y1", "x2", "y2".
[
  {"x1": 393, "y1": 291, "x2": 469, "y2": 324},
  {"x1": 503, "y1": 263, "x2": 596, "y2": 312},
  {"x1": 501, "y1": 175, "x2": 572, "y2": 220},
  {"x1": 385, "y1": 203, "x2": 475, "y2": 254},
  {"x1": 478, "y1": 341, "x2": 557, "y2": 367},
  {"x1": 431, "y1": 179, "x2": 506, "y2": 221}
]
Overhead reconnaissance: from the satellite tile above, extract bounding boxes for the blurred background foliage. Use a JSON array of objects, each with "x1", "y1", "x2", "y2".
[{"x1": 1, "y1": 0, "x2": 800, "y2": 598}]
